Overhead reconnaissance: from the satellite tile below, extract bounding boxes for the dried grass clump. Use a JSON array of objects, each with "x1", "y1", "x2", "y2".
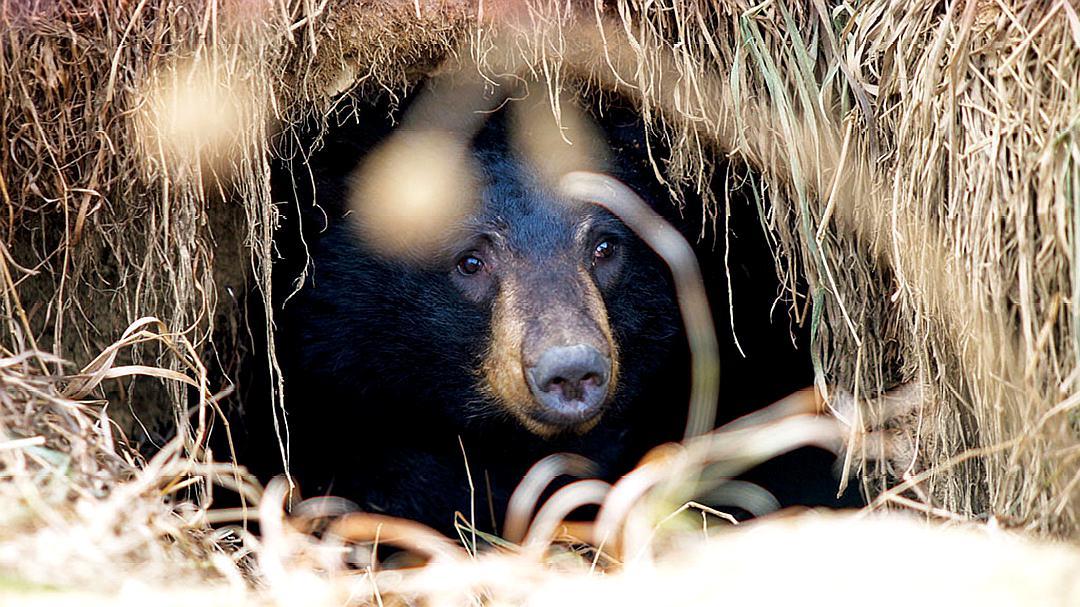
[
  {"x1": 0, "y1": 0, "x2": 290, "y2": 440},
  {"x1": 843, "y1": 1, "x2": 1080, "y2": 534},
  {"x1": 686, "y1": 1, "x2": 1080, "y2": 534},
  {"x1": 3, "y1": 2, "x2": 1080, "y2": 599},
  {"x1": 0, "y1": 336, "x2": 248, "y2": 595},
  {"x1": 4, "y1": 361, "x2": 1078, "y2": 605}
]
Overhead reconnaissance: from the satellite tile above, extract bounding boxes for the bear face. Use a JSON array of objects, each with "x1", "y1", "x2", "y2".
[{"x1": 271, "y1": 101, "x2": 685, "y2": 531}]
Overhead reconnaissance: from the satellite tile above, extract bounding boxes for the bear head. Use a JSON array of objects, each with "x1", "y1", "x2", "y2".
[{"x1": 281, "y1": 105, "x2": 681, "y2": 444}]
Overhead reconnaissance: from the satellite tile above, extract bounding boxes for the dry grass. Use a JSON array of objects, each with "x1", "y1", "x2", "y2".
[
  {"x1": 0, "y1": 328, "x2": 252, "y2": 595},
  {"x1": 2, "y1": 0, "x2": 1080, "y2": 602},
  {"x1": 2, "y1": 345, "x2": 1077, "y2": 604}
]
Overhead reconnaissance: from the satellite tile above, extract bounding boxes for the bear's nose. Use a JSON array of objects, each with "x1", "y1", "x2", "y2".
[{"x1": 525, "y1": 344, "x2": 611, "y2": 426}]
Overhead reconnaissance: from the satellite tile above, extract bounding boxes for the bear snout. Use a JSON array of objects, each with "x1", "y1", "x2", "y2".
[{"x1": 524, "y1": 344, "x2": 610, "y2": 426}]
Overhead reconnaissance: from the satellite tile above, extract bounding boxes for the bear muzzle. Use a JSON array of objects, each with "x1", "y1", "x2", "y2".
[
  {"x1": 481, "y1": 262, "x2": 619, "y2": 436},
  {"x1": 524, "y1": 344, "x2": 611, "y2": 427}
]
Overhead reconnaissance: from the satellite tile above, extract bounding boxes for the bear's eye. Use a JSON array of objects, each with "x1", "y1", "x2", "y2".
[
  {"x1": 456, "y1": 254, "x2": 485, "y2": 276},
  {"x1": 593, "y1": 239, "x2": 616, "y2": 261}
]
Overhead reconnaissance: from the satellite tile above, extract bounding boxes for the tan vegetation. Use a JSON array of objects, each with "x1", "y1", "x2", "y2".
[{"x1": 2, "y1": 0, "x2": 1079, "y2": 602}]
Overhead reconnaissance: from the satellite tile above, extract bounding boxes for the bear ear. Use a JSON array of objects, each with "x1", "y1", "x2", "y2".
[{"x1": 348, "y1": 130, "x2": 479, "y2": 265}]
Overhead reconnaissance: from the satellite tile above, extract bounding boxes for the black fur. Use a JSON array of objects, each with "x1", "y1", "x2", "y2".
[
  {"x1": 263, "y1": 100, "x2": 684, "y2": 533},
  {"x1": 236, "y1": 92, "x2": 861, "y2": 537}
]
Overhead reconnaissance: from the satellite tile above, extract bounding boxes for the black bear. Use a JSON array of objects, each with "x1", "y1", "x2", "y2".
[
  {"x1": 264, "y1": 91, "x2": 688, "y2": 534},
  {"x1": 244, "y1": 86, "x2": 861, "y2": 538}
]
